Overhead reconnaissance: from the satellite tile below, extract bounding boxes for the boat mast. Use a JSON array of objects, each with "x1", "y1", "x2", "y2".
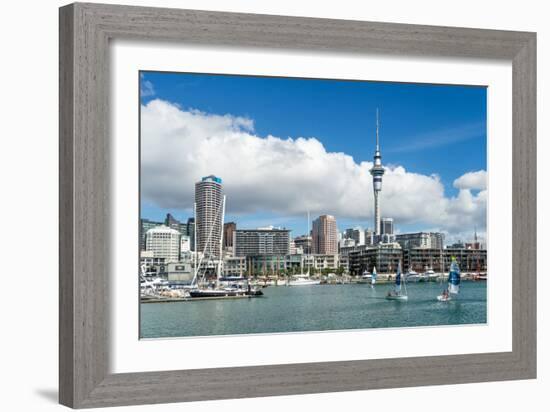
[
  {"x1": 307, "y1": 210, "x2": 310, "y2": 277},
  {"x1": 216, "y1": 195, "x2": 226, "y2": 289},
  {"x1": 191, "y1": 202, "x2": 198, "y2": 287},
  {"x1": 402, "y1": 260, "x2": 407, "y2": 295}
]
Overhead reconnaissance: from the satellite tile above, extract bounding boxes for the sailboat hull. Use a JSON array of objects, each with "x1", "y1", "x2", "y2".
[
  {"x1": 385, "y1": 294, "x2": 408, "y2": 301},
  {"x1": 288, "y1": 279, "x2": 321, "y2": 286},
  {"x1": 189, "y1": 289, "x2": 263, "y2": 298}
]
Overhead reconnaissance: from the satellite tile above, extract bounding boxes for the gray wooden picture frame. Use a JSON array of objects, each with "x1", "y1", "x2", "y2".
[{"x1": 59, "y1": 2, "x2": 536, "y2": 408}]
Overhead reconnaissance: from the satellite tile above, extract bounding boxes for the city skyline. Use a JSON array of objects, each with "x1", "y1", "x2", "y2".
[{"x1": 140, "y1": 72, "x2": 487, "y2": 244}]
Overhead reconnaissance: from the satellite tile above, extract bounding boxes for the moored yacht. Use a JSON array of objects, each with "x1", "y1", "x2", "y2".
[
  {"x1": 425, "y1": 268, "x2": 438, "y2": 281},
  {"x1": 288, "y1": 275, "x2": 321, "y2": 286},
  {"x1": 405, "y1": 269, "x2": 420, "y2": 282}
]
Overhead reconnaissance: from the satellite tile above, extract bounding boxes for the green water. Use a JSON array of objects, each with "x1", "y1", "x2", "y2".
[{"x1": 140, "y1": 281, "x2": 487, "y2": 338}]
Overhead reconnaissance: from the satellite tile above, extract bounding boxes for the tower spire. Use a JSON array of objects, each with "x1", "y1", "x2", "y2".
[
  {"x1": 370, "y1": 108, "x2": 385, "y2": 237},
  {"x1": 376, "y1": 108, "x2": 380, "y2": 152}
]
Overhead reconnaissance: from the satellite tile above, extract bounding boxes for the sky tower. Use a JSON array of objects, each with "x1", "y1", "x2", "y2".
[{"x1": 370, "y1": 109, "x2": 385, "y2": 236}]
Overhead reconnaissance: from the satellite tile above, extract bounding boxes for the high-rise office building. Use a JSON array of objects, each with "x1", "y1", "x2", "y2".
[
  {"x1": 380, "y1": 218, "x2": 394, "y2": 235},
  {"x1": 312, "y1": 215, "x2": 338, "y2": 254},
  {"x1": 379, "y1": 217, "x2": 395, "y2": 243},
  {"x1": 223, "y1": 222, "x2": 236, "y2": 249},
  {"x1": 195, "y1": 175, "x2": 224, "y2": 258},
  {"x1": 344, "y1": 228, "x2": 365, "y2": 246},
  {"x1": 364, "y1": 228, "x2": 375, "y2": 246},
  {"x1": 164, "y1": 213, "x2": 188, "y2": 236},
  {"x1": 294, "y1": 235, "x2": 312, "y2": 255}
]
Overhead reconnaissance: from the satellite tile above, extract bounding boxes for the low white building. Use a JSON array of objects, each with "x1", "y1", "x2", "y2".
[
  {"x1": 145, "y1": 225, "x2": 181, "y2": 263},
  {"x1": 166, "y1": 261, "x2": 193, "y2": 282}
]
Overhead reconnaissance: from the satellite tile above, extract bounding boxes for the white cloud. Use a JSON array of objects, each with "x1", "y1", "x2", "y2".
[
  {"x1": 140, "y1": 80, "x2": 155, "y2": 97},
  {"x1": 453, "y1": 170, "x2": 487, "y2": 190},
  {"x1": 141, "y1": 99, "x2": 486, "y2": 236}
]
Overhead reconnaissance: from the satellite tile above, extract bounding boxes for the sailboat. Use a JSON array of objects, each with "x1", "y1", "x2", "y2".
[
  {"x1": 437, "y1": 256, "x2": 460, "y2": 302},
  {"x1": 386, "y1": 261, "x2": 408, "y2": 301},
  {"x1": 189, "y1": 196, "x2": 262, "y2": 298},
  {"x1": 371, "y1": 266, "x2": 377, "y2": 287},
  {"x1": 289, "y1": 211, "x2": 321, "y2": 286}
]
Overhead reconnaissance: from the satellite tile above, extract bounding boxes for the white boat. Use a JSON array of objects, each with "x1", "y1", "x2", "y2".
[
  {"x1": 405, "y1": 269, "x2": 420, "y2": 282},
  {"x1": 288, "y1": 275, "x2": 321, "y2": 286},
  {"x1": 437, "y1": 256, "x2": 461, "y2": 302},
  {"x1": 386, "y1": 261, "x2": 408, "y2": 301},
  {"x1": 371, "y1": 266, "x2": 377, "y2": 287},
  {"x1": 358, "y1": 270, "x2": 371, "y2": 284},
  {"x1": 425, "y1": 269, "x2": 438, "y2": 281}
]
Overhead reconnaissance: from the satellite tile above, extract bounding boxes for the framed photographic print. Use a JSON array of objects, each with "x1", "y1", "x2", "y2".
[{"x1": 59, "y1": 2, "x2": 536, "y2": 408}]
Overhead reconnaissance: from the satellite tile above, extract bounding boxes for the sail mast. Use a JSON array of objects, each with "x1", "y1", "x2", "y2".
[
  {"x1": 307, "y1": 210, "x2": 310, "y2": 277},
  {"x1": 216, "y1": 195, "x2": 226, "y2": 288},
  {"x1": 191, "y1": 202, "x2": 198, "y2": 286}
]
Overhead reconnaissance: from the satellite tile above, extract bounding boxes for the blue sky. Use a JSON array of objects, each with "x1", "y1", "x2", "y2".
[{"x1": 140, "y1": 71, "x2": 487, "y2": 241}]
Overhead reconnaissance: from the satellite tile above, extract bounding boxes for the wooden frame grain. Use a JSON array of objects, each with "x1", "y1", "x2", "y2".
[{"x1": 59, "y1": 2, "x2": 536, "y2": 408}]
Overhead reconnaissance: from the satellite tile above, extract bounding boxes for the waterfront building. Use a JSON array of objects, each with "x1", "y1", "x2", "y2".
[
  {"x1": 145, "y1": 225, "x2": 181, "y2": 263},
  {"x1": 348, "y1": 243, "x2": 402, "y2": 275},
  {"x1": 339, "y1": 254, "x2": 350, "y2": 273},
  {"x1": 139, "y1": 250, "x2": 166, "y2": 270},
  {"x1": 395, "y1": 232, "x2": 444, "y2": 250},
  {"x1": 312, "y1": 215, "x2": 338, "y2": 254},
  {"x1": 223, "y1": 256, "x2": 246, "y2": 277},
  {"x1": 223, "y1": 221, "x2": 236, "y2": 249},
  {"x1": 234, "y1": 228, "x2": 291, "y2": 257},
  {"x1": 243, "y1": 254, "x2": 339, "y2": 276},
  {"x1": 403, "y1": 247, "x2": 487, "y2": 272},
  {"x1": 445, "y1": 247, "x2": 487, "y2": 272},
  {"x1": 294, "y1": 235, "x2": 312, "y2": 254},
  {"x1": 166, "y1": 261, "x2": 193, "y2": 282},
  {"x1": 140, "y1": 218, "x2": 163, "y2": 250},
  {"x1": 369, "y1": 109, "x2": 385, "y2": 235},
  {"x1": 245, "y1": 254, "x2": 297, "y2": 275},
  {"x1": 311, "y1": 254, "x2": 339, "y2": 271},
  {"x1": 195, "y1": 175, "x2": 224, "y2": 258}
]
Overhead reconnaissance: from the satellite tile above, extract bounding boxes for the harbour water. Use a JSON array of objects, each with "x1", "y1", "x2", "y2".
[{"x1": 140, "y1": 281, "x2": 487, "y2": 339}]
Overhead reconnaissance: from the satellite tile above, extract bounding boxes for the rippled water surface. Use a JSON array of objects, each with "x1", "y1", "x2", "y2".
[{"x1": 140, "y1": 281, "x2": 487, "y2": 338}]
